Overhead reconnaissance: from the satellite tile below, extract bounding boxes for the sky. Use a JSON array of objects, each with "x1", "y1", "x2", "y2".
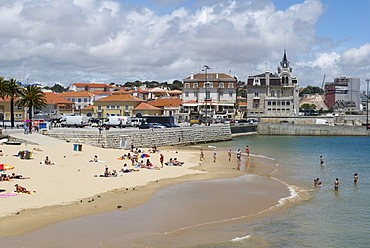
[{"x1": 0, "y1": 0, "x2": 369, "y2": 91}]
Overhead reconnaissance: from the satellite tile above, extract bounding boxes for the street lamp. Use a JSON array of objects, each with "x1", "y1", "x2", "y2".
[
  {"x1": 366, "y1": 79, "x2": 369, "y2": 130},
  {"x1": 202, "y1": 65, "x2": 210, "y2": 125}
]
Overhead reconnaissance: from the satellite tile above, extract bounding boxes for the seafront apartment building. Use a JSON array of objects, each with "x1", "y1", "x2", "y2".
[{"x1": 180, "y1": 72, "x2": 237, "y2": 122}]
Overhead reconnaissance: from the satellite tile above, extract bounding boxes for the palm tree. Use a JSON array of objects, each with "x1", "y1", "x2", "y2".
[
  {"x1": 16, "y1": 85, "x2": 47, "y2": 129},
  {"x1": 5, "y1": 79, "x2": 22, "y2": 128},
  {"x1": 0, "y1": 77, "x2": 7, "y2": 125}
]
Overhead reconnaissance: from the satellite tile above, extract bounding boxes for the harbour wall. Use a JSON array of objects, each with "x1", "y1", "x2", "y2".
[
  {"x1": 45, "y1": 125, "x2": 233, "y2": 149},
  {"x1": 257, "y1": 123, "x2": 370, "y2": 136}
]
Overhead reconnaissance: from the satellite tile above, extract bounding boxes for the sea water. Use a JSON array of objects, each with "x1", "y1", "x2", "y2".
[
  {"x1": 200, "y1": 135, "x2": 370, "y2": 247},
  {"x1": 2, "y1": 136, "x2": 370, "y2": 247}
]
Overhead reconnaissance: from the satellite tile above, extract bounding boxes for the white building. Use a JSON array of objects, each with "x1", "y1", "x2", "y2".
[{"x1": 180, "y1": 72, "x2": 237, "y2": 122}]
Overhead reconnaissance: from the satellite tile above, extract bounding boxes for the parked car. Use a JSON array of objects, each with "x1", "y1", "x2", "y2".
[
  {"x1": 161, "y1": 123, "x2": 180, "y2": 128},
  {"x1": 138, "y1": 123, "x2": 150, "y2": 129},
  {"x1": 150, "y1": 123, "x2": 167, "y2": 128}
]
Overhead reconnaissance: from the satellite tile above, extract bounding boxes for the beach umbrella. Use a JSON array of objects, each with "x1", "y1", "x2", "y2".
[
  {"x1": 22, "y1": 119, "x2": 32, "y2": 122},
  {"x1": 0, "y1": 164, "x2": 14, "y2": 171},
  {"x1": 140, "y1": 154, "x2": 150, "y2": 158}
]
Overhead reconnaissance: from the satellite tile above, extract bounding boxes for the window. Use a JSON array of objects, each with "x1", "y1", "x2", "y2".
[
  {"x1": 72, "y1": 98, "x2": 75, "y2": 102},
  {"x1": 220, "y1": 92, "x2": 223, "y2": 97},
  {"x1": 84, "y1": 98, "x2": 87, "y2": 102},
  {"x1": 228, "y1": 83, "x2": 233, "y2": 88},
  {"x1": 254, "y1": 92, "x2": 259, "y2": 97},
  {"x1": 271, "y1": 91, "x2": 275, "y2": 97},
  {"x1": 268, "y1": 101, "x2": 271, "y2": 105},
  {"x1": 125, "y1": 106, "x2": 129, "y2": 110},
  {"x1": 185, "y1": 83, "x2": 190, "y2": 88},
  {"x1": 229, "y1": 92, "x2": 233, "y2": 97},
  {"x1": 204, "y1": 82, "x2": 213, "y2": 88},
  {"x1": 219, "y1": 83, "x2": 224, "y2": 88},
  {"x1": 98, "y1": 106, "x2": 101, "y2": 110},
  {"x1": 194, "y1": 83, "x2": 198, "y2": 88},
  {"x1": 253, "y1": 78, "x2": 260, "y2": 86},
  {"x1": 78, "y1": 98, "x2": 81, "y2": 102},
  {"x1": 193, "y1": 92, "x2": 197, "y2": 97},
  {"x1": 185, "y1": 92, "x2": 189, "y2": 97},
  {"x1": 205, "y1": 91, "x2": 210, "y2": 101}
]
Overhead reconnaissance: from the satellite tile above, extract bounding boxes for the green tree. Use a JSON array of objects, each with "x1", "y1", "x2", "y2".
[
  {"x1": 300, "y1": 103, "x2": 317, "y2": 110},
  {"x1": 16, "y1": 85, "x2": 47, "y2": 123},
  {"x1": 299, "y1": 86, "x2": 324, "y2": 96},
  {"x1": 5, "y1": 79, "x2": 22, "y2": 128}
]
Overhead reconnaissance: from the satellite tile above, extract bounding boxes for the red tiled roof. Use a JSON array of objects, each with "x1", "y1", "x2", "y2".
[
  {"x1": 183, "y1": 100, "x2": 198, "y2": 103},
  {"x1": 59, "y1": 91, "x2": 94, "y2": 97},
  {"x1": 44, "y1": 92, "x2": 73, "y2": 104},
  {"x1": 134, "y1": 102, "x2": 162, "y2": 110},
  {"x1": 150, "y1": 98, "x2": 182, "y2": 107},
  {"x1": 90, "y1": 90, "x2": 112, "y2": 95},
  {"x1": 81, "y1": 105, "x2": 94, "y2": 110},
  {"x1": 95, "y1": 94, "x2": 144, "y2": 102}
]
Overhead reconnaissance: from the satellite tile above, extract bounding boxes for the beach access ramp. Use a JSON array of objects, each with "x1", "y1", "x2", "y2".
[{"x1": 4, "y1": 129, "x2": 66, "y2": 146}]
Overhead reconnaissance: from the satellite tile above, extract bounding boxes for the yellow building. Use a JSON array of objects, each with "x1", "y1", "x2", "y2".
[
  {"x1": 94, "y1": 93, "x2": 145, "y2": 118},
  {"x1": 0, "y1": 97, "x2": 25, "y2": 123}
]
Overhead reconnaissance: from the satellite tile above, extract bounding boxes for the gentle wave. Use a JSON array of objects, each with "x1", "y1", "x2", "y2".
[{"x1": 231, "y1": 235, "x2": 251, "y2": 242}]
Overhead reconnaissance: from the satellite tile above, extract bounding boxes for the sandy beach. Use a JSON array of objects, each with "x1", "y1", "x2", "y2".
[{"x1": 0, "y1": 140, "x2": 289, "y2": 240}]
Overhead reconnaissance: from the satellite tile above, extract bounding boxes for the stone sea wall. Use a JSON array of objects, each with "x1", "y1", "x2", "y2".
[
  {"x1": 257, "y1": 123, "x2": 370, "y2": 136},
  {"x1": 46, "y1": 125, "x2": 233, "y2": 149}
]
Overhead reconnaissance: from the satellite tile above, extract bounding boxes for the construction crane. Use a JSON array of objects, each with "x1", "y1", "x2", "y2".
[{"x1": 321, "y1": 75, "x2": 326, "y2": 89}]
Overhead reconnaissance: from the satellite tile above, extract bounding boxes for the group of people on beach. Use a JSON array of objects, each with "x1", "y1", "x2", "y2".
[{"x1": 316, "y1": 156, "x2": 359, "y2": 190}]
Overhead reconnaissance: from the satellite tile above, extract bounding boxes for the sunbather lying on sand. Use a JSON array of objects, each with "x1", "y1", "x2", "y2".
[
  {"x1": 9, "y1": 173, "x2": 30, "y2": 179},
  {"x1": 15, "y1": 184, "x2": 36, "y2": 194}
]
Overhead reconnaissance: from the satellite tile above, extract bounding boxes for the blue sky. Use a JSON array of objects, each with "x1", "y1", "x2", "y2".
[{"x1": 0, "y1": 0, "x2": 369, "y2": 90}]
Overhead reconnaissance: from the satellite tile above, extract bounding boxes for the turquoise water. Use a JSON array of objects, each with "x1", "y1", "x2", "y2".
[{"x1": 209, "y1": 136, "x2": 370, "y2": 247}]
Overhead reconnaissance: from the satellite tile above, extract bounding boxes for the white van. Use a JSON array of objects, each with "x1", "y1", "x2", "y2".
[
  {"x1": 60, "y1": 116, "x2": 89, "y2": 127},
  {"x1": 315, "y1": 119, "x2": 329, "y2": 125},
  {"x1": 103, "y1": 116, "x2": 131, "y2": 128}
]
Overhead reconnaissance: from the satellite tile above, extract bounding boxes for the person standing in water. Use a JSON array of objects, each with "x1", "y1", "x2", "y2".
[
  {"x1": 354, "y1": 173, "x2": 359, "y2": 183},
  {"x1": 320, "y1": 156, "x2": 324, "y2": 165},
  {"x1": 334, "y1": 178, "x2": 340, "y2": 190}
]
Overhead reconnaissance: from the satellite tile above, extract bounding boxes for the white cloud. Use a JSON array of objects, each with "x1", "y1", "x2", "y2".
[{"x1": 0, "y1": 0, "x2": 368, "y2": 88}]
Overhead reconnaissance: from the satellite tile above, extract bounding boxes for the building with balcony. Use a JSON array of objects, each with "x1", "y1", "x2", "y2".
[
  {"x1": 246, "y1": 50, "x2": 299, "y2": 117},
  {"x1": 180, "y1": 72, "x2": 237, "y2": 122}
]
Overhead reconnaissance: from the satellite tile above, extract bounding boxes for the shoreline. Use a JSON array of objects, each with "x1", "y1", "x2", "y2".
[{"x1": 0, "y1": 142, "x2": 291, "y2": 239}]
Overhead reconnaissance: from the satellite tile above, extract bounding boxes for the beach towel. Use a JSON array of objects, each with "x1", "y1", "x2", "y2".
[
  {"x1": 87, "y1": 160, "x2": 105, "y2": 163},
  {"x1": 0, "y1": 193, "x2": 19, "y2": 198},
  {"x1": 117, "y1": 157, "x2": 130, "y2": 160},
  {"x1": 13, "y1": 191, "x2": 36, "y2": 195}
]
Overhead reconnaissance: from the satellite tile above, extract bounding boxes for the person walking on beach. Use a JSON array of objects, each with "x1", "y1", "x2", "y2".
[
  {"x1": 320, "y1": 156, "x2": 324, "y2": 165},
  {"x1": 354, "y1": 173, "x2": 359, "y2": 183},
  {"x1": 213, "y1": 149, "x2": 217, "y2": 162},
  {"x1": 200, "y1": 149, "x2": 205, "y2": 161},
  {"x1": 334, "y1": 178, "x2": 340, "y2": 190},
  {"x1": 160, "y1": 153, "x2": 164, "y2": 168},
  {"x1": 228, "y1": 149, "x2": 232, "y2": 162},
  {"x1": 246, "y1": 146, "x2": 250, "y2": 156}
]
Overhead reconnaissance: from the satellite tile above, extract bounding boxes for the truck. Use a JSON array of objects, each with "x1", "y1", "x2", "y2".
[
  {"x1": 142, "y1": 116, "x2": 177, "y2": 127},
  {"x1": 315, "y1": 119, "x2": 329, "y2": 125},
  {"x1": 103, "y1": 116, "x2": 131, "y2": 128},
  {"x1": 60, "y1": 116, "x2": 89, "y2": 127}
]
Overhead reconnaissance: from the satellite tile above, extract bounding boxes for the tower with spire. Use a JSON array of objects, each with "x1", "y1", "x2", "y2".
[{"x1": 245, "y1": 50, "x2": 299, "y2": 117}]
